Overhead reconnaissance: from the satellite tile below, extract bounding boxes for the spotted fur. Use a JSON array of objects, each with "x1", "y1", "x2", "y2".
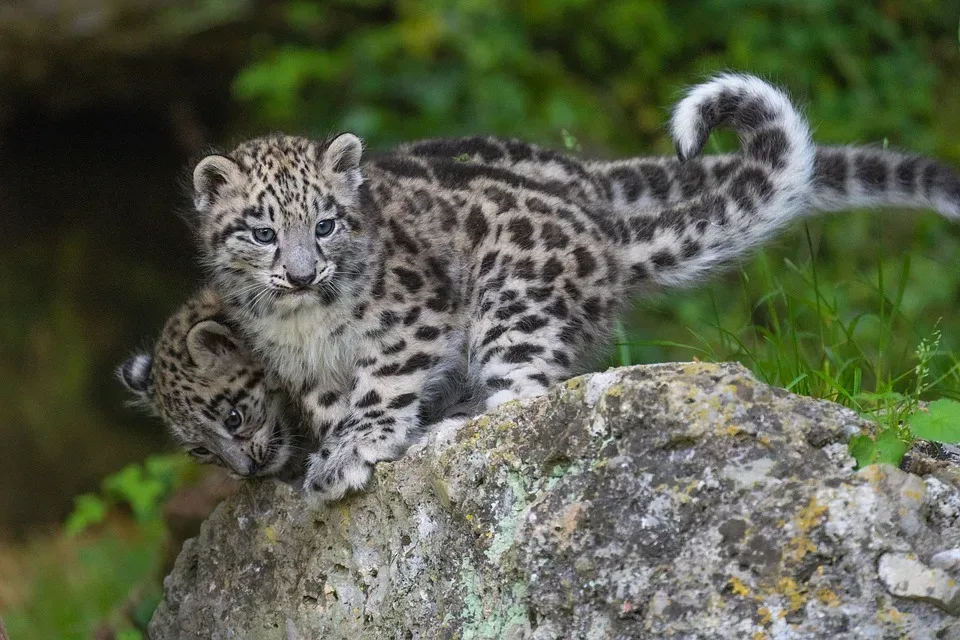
[
  {"x1": 159, "y1": 74, "x2": 960, "y2": 501},
  {"x1": 118, "y1": 288, "x2": 303, "y2": 479}
]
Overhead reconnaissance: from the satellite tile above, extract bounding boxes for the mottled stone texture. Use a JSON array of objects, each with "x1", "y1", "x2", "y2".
[{"x1": 150, "y1": 363, "x2": 960, "y2": 639}]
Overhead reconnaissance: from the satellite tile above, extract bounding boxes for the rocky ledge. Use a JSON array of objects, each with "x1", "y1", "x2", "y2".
[{"x1": 149, "y1": 362, "x2": 960, "y2": 639}]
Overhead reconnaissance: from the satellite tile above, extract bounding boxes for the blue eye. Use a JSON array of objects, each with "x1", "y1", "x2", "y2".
[
  {"x1": 315, "y1": 219, "x2": 336, "y2": 238},
  {"x1": 252, "y1": 227, "x2": 276, "y2": 244},
  {"x1": 224, "y1": 408, "x2": 243, "y2": 430}
]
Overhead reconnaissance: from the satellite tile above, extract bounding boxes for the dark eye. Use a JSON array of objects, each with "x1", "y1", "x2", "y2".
[
  {"x1": 224, "y1": 408, "x2": 243, "y2": 430},
  {"x1": 315, "y1": 219, "x2": 336, "y2": 238},
  {"x1": 190, "y1": 447, "x2": 211, "y2": 458},
  {"x1": 252, "y1": 227, "x2": 276, "y2": 244}
]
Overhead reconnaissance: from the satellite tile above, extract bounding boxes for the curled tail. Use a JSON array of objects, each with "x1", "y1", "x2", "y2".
[
  {"x1": 623, "y1": 74, "x2": 815, "y2": 290},
  {"x1": 812, "y1": 146, "x2": 960, "y2": 219}
]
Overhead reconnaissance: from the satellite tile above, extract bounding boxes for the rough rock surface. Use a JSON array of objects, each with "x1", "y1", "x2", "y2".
[{"x1": 150, "y1": 362, "x2": 960, "y2": 639}]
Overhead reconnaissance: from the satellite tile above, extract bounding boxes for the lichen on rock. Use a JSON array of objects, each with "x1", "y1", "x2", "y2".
[{"x1": 149, "y1": 363, "x2": 960, "y2": 639}]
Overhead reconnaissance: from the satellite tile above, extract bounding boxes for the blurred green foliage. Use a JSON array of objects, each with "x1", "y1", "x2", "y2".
[
  {"x1": 66, "y1": 454, "x2": 197, "y2": 536},
  {"x1": 2, "y1": 521, "x2": 161, "y2": 640},
  {"x1": 236, "y1": 0, "x2": 960, "y2": 154},
  {"x1": 3, "y1": 454, "x2": 194, "y2": 640}
]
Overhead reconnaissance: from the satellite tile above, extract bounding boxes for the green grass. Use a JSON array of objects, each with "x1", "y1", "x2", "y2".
[{"x1": 612, "y1": 218, "x2": 960, "y2": 465}]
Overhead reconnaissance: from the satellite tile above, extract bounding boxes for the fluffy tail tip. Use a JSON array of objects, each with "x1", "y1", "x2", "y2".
[{"x1": 670, "y1": 73, "x2": 799, "y2": 162}]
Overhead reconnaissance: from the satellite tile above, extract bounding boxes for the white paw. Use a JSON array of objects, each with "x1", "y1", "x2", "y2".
[
  {"x1": 355, "y1": 431, "x2": 411, "y2": 464},
  {"x1": 303, "y1": 450, "x2": 373, "y2": 503},
  {"x1": 485, "y1": 389, "x2": 519, "y2": 410},
  {"x1": 428, "y1": 416, "x2": 469, "y2": 452}
]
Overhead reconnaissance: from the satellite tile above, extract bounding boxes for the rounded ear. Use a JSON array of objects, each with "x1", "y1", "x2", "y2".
[
  {"x1": 186, "y1": 320, "x2": 242, "y2": 369},
  {"x1": 118, "y1": 352, "x2": 154, "y2": 400},
  {"x1": 193, "y1": 155, "x2": 242, "y2": 212},
  {"x1": 321, "y1": 133, "x2": 363, "y2": 175}
]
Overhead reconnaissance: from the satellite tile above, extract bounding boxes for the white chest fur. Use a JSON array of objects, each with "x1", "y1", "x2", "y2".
[{"x1": 248, "y1": 303, "x2": 358, "y2": 391}]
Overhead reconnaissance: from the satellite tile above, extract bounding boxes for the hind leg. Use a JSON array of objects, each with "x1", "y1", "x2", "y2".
[{"x1": 469, "y1": 263, "x2": 617, "y2": 411}]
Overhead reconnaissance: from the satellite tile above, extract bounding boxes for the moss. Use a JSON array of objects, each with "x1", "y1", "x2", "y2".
[{"x1": 429, "y1": 475, "x2": 452, "y2": 509}]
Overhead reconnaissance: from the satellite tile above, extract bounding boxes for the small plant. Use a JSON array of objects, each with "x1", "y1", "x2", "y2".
[
  {"x1": 65, "y1": 454, "x2": 195, "y2": 536},
  {"x1": 850, "y1": 324, "x2": 960, "y2": 467}
]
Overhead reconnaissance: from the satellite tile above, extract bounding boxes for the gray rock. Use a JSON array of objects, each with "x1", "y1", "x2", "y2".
[
  {"x1": 931, "y1": 548, "x2": 960, "y2": 573},
  {"x1": 878, "y1": 553, "x2": 960, "y2": 615},
  {"x1": 149, "y1": 362, "x2": 960, "y2": 639}
]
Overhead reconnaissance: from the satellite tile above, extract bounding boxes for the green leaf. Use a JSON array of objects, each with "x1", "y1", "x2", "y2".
[
  {"x1": 64, "y1": 493, "x2": 109, "y2": 537},
  {"x1": 907, "y1": 399, "x2": 960, "y2": 444},
  {"x1": 850, "y1": 428, "x2": 910, "y2": 468},
  {"x1": 103, "y1": 464, "x2": 166, "y2": 522}
]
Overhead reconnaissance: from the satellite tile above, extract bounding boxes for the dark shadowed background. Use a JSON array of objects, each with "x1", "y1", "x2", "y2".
[{"x1": 1, "y1": 1, "x2": 959, "y2": 637}]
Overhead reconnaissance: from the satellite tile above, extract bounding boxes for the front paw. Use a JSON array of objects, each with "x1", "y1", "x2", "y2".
[{"x1": 303, "y1": 449, "x2": 373, "y2": 503}]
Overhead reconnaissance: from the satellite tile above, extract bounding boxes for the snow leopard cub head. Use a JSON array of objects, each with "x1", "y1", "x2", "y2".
[
  {"x1": 190, "y1": 133, "x2": 374, "y2": 315},
  {"x1": 118, "y1": 288, "x2": 299, "y2": 478}
]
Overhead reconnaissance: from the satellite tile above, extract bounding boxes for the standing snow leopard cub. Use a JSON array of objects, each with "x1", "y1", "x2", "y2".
[
  {"x1": 188, "y1": 73, "x2": 818, "y2": 501},
  {"x1": 166, "y1": 74, "x2": 959, "y2": 501},
  {"x1": 119, "y1": 140, "x2": 960, "y2": 482}
]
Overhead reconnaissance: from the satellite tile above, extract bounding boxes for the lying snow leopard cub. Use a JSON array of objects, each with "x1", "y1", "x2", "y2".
[
  {"x1": 119, "y1": 287, "x2": 306, "y2": 480},
  {"x1": 120, "y1": 287, "x2": 478, "y2": 479},
  {"x1": 170, "y1": 74, "x2": 959, "y2": 502}
]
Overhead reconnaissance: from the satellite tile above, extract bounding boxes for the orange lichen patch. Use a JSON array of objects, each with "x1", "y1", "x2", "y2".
[
  {"x1": 785, "y1": 497, "x2": 827, "y2": 563},
  {"x1": 757, "y1": 606, "x2": 773, "y2": 625},
  {"x1": 902, "y1": 488, "x2": 924, "y2": 502},
  {"x1": 776, "y1": 577, "x2": 808, "y2": 613},
  {"x1": 752, "y1": 632, "x2": 769, "y2": 640},
  {"x1": 815, "y1": 587, "x2": 841, "y2": 607},
  {"x1": 877, "y1": 606, "x2": 906, "y2": 626},
  {"x1": 730, "y1": 576, "x2": 752, "y2": 597},
  {"x1": 797, "y1": 497, "x2": 828, "y2": 531},
  {"x1": 786, "y1": 534, "x2": 817, "y2": 564},
  {"x1": 725, "y1": 425, "x2": 743, "y2": 437}
]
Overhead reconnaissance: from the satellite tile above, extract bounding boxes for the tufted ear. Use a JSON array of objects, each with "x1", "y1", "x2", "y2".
[
  {"x1": 185, "y1": 320, "x2": 242, "y2": 369},
  {"x1": 193, "y1": 155, "x2": 242, "y2": 213},
  {"x1": 118, "y1": 352, "x2": 154, "y2": 402},
  {"x1": 319, "y1": 133, "x2": 364, "y2": 206},
  {"x1": 322, "y1": 133, "x2": 363, "y2": 174}
]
